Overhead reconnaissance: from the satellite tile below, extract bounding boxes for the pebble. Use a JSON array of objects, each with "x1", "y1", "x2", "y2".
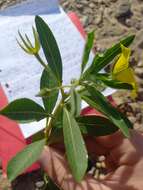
[
  {"x1": 94, "y1": 169, "x2": 100, "y2": 179},
  {"x1": 99, "y1": 174, "x2": 105, "y2": 180},
  {"x1": 88, "y1": 166, "x2": 96, "y2": 175},
  {"x1": 96, "y1": 162, "x2": 102, "y2": 168},
  {"x1": 128, "y1": 116, "x2": 136, "y2": 123},
  {"x1": 80, "y1": 15, "x2": 89, "y2": 26},
  {"x1": 137, "y1": 61, "x2": 143, "y2": 67},
  {"x1": 89, "y1": 3, "x2": 95, "y2": 9},
  {"x1": 135, "y1": 68, "x2": 143, "y2": 78},
  {"x1": 98, "y1": 155, "x2": 105, "y2": 162},
  {"x1": 35, "y1": 181, "x2": 44, "y2": 188},
  {"x1": 101, "y1": 162, "x2": 106, "y2": 168},
  {"x1": 115, "y1": 0, "x2": 132, "y2": 19}
]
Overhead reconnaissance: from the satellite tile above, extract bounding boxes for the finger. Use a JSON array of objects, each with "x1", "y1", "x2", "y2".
[
  {"x1": 95, "y1": 129, "x2": 143, "y2": 169},
  {"x1": 107, "y1": 130, "x2": 143, "y2": 166}
]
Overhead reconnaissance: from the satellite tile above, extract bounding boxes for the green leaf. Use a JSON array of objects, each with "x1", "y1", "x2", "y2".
[
  {"x1": 48, "y1": 105, "x2": 63, "y2": 145},
  {"x1": 0, "y1": 98, "x2": 48, "y2": 123},
  {"x1": 32, "y1": 130, "x2": 45, "y2": 142},
  {"x1": 77, "y1": 115, "x2": 118, "y2": 136},
  {"x1": 7, "y1": 139, "x2": 45, "y2": 182},
  {"x1": 63, "y1": 108, "x2": 88, "y2": 182},
  {"x1": 100, "y1": 79, "x2": 133, "y2": 90},
  {"x1": 81, "y1": 85, "x2": 133, "y2": 137},
  {"x1": 35, "y1": 16, "x2": 62, "y2": 82},
  {"x1": 40, "y1": 67, "x2": 59, "y2": 113},
  {"x1": 81, "y1": 31, "x2": 95, "y2": 73},
  {"x1": 49, "y1": 114, "x2": 119, "y2": 145},
  {"x1": 70, "y1": 87, "x2": 81, "y2": 117},
  {"x1": 83, "y1": 35, "x2": 135, "y2": 78},
  {"x1": 93, "y1": 73, "x2": 134, "y2": 90}
]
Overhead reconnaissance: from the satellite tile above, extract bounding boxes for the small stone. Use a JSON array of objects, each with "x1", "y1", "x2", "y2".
[
  {"x1": 98, "y1": 155, "x2": 105, "y2": 162},
  {"x1": 134, "y1": 123, "x2": 143, "y2": 132},
  {"x1": 96, "y1": 162, "x2": 102, "y2": 168},
  {"x1": 137, "y1": 61, "x2": 143, "y2": 67},
  {"x1": 128, "y1": 116, "x2": 136, "y2": 123},
  {"x1": 135, "y1": 68, "x2": 143, "y2": 78},
  {"x1": 81, "y1": 0, "x2": 88, "y2": 5},
  {"x1": 101, "y1": 162, "x2": 106, "y2": 168},
  {"x1": 88, "y1": 166, "x2": 96, "y2": 175},
  {"x1": 35, "y1": 181, "x2": 44, "y2": 188},
  {"x1": 99, "y1": 174, "x2": 105, "y2": 180},
  {"x1": 138, "y1": 40, "x2": 143, "y2": 49},
  {"x1": 115, "y1": 0, "x2": 132, "y2": 20},
  {"x1": 80, "y1": 15, "x2": 89, "y2": 26},
  {"x1": 89, "y1": 3, "x2": 95, "y2": 9},
  {"x1": 62, "y1": 1, "x2": 69, "y2": 8},
  {"x1": 136, "y1": 113, "x2": 142, "y2": 123},
  {"x1": 76, "y1": 4, "x2": 83, "y2": 9},
  {"x1": 94, "y1": 169, "x2": 100, "y2": 179},
  {"x1": 125, "y1": 19, "x2": 132, "y2": 27}
]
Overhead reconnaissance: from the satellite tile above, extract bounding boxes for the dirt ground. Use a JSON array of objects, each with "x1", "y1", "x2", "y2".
[{"x1": 0, "y1": 0, "x2": 143, "y2": 189}]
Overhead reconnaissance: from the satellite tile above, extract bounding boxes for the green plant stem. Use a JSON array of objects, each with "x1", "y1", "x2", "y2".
[
  {"x1": 35, "y1": 53, "x2": 62, "y2": 87},
  {"x1": 45, "y1": 100, "x2": 63, "y2": 144},
  {"x1": 35, "y1": 53, "x2": 48, "y2": 70}
]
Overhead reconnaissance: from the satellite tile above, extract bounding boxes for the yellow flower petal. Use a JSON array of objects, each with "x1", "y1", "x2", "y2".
[
  {"x1": 113, "y1": 68, "x2": 138, "y2": 98},
  {"x1": 112, "y1": 44, "x2": 138, "y2": 98},
  {"x1": 113, "y1": 44, "x2": 131, "y2": 75}
]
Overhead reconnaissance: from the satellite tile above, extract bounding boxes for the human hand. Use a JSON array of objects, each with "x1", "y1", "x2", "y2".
[{"x1": 40, "y1": 130, "x2": 143, "y2": 190}]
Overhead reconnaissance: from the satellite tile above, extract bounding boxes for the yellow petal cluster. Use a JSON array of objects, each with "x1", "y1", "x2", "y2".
[{"x1": 112, "y1": 44, "x2": 138, "y2": 98}]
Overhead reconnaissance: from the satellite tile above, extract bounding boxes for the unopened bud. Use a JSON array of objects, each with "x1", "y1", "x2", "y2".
[{"x1": 17, "y1": 27, "x2": 40, "y2": 55}]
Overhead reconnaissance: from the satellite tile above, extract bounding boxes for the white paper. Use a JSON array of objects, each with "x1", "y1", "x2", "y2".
[{"x1": 0, "y1": 0, "x2": 115, "y2": 138}]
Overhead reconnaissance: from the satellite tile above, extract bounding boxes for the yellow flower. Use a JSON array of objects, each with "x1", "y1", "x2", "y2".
[{"x1": 112, "y1": 44, "x2": 138, "y2": 98}]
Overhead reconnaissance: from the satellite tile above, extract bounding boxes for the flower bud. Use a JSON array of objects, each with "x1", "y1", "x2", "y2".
[{"x1": 17, "y1": 27, "x2": 40, "y2": 55}]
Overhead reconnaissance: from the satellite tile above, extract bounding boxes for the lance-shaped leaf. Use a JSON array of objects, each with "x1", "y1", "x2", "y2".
[
  {"x1": 63, "y1": 108, "x2": 88, "y2": 182},
  {"x1": 7, "y1": 139, "x2": 45, "y2": 182},
  {"x1": 0, "y1": 98, "x2": 48, "y2": 123},
  {"x1": 70, "y1": 87, "x2": 81, "y2": 117},
  {"x1": 95, "y1": 74, "x2": 133, "y2": 90},
  {"x1": 40, "y1": 67, "x2": 59, "y2": 113},
  {"x1": 35, "y1": 16, "x2": 62, "y2": 82},
  {"x1": 81, "y1": 85, "x2": 133, "y2": 137},
  {"x1": 77, "y1": 115, "x2": 118, "y2": 136},
  {"x1": 83, "y1": 35, "x2": 135, "y2": 78},
  {"x1": 81, "y1": 31, "x2": 95, "y2": 73}
]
